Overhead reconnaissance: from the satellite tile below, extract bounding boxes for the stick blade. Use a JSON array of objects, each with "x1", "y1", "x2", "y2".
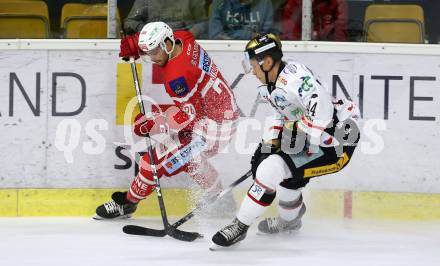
[
  {"x1": 122, "y1": 225, "x2": 167, "y2": 237},
  {"x1": 122, "y1": 225, "x2": 202, "y2": 242},
  {"x1": 168, "y1": 227, "x2": 203, "y2": 242}
]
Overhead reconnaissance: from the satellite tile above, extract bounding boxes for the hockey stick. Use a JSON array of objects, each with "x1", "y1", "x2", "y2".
[
  {"x1": 229, "y1": 73, "x2": 246, "y2": 117},
  {"x1": 124, "y1": 58, "x2": 202, "y2": 242},
  {"x1": 123, "y1": 170, "x2": 252, "y2": 238},
  {"x1": 229, "y1": 73, "x2": 244, "y2": 90}
]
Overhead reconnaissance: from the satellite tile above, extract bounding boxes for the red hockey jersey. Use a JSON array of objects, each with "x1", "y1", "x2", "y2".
[{"x1": 161, "y1": 31, "x2": 239, "y2": 133}]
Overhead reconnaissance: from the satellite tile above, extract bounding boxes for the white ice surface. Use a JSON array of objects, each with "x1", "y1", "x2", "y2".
[{"x1": 0, "y1": 217, "x2": 439, "y2": 266}]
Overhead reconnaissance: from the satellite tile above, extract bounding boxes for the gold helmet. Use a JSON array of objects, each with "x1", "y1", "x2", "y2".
[
  {"x1": 245, "y1": 34, "x2": 282, "y2": 60},
  {"x1": 243, "y1": 33, "x2": 283, "y2": 73}
]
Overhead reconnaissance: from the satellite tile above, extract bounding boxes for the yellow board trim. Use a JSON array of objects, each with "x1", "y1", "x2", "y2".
[
  {"x1": 306, "y1": 190, "x2": 440, "y2": 220},
  {"x1": 352, "y1": 191, "x2": 440, "y2": 220},
  {"x1": 305, "y1": 189, "x2": 345, "y2": 219},
  {"x1": 116, "y1": 63, "x2": 142, "y2": 125},
  {"x1": 0, "y1": 190, "x2": 18, "y2": 216},
  {"x1": 303, "y1": 152, "x2": 349, "y2": 178},
  {"x1": 1, "y1": 188, "x2": 440, "y2": 220},
  {"x1": 0, "y1": 188, "x2": 192, "y2": 217}
]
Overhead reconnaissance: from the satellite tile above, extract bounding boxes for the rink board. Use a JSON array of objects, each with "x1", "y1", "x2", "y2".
[
  {"x1": 1, "y1": 188, "x2": 440, "y2": 220},
  {"x1": 1, "y1": 41, "x2": 440, "y2": 219}
]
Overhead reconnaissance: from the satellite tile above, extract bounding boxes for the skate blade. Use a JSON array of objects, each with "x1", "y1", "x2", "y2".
[
  {"x1": 209, "y1": 241, "x2": 242, "y2": 251},
  {"x1": 256, "y1": 229, "x2": 300, "y2": 236},
  {"x1": 92, "y1": 214, "x2": 132, "y2": 220},
  {"x1": 209, "y1": 243, "x2": 223, "y2": 251},
  {"x1": 256, "y1": 231, "x2": 272, "y2": 236}
]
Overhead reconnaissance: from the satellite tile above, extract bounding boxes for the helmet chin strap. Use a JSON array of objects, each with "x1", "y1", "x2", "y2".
[
  {"x1": 259, "y1": 60, "x2": 276, "y2": 93},
  {"x1": 160, "y1": 39, "x2": 175, "y2": 59}
]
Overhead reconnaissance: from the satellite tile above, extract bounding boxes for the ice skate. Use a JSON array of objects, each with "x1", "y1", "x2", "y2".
[
  {"x1": 210, "y1": 218, "x2": 249, "y2": 250},
  {"x1": 258, "y1": 204, "x2": 306, "y2": 234},
  {"x1": 93, "y1": 191, "x2": 138, "y2": 220}
]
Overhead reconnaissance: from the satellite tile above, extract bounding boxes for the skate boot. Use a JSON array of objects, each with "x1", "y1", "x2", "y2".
[
  {"x1": 94, "y1": 191, "x2": 138, "y2": 220},
  {"x1": 258, "y1": 204, "x2": 306, "y2": 234},
  {"x1": 210, "y1": 218, "x2": 249, "y2": 250}
]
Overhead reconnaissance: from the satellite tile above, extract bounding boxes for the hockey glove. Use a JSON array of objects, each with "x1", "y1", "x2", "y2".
[
  {"x1": 119, "y1": 32, "x2": 140, "y2": 61},
  {"x1": 133, "y1": 113, "x2": 169, "y2": 137},
  {"x1": 251, "y1": 142, "x2": 279, "y2": 179}
]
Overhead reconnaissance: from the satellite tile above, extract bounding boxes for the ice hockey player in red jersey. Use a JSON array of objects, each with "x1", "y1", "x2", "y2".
[
  {"x1": 94, "y1": 21, "x2": 239, "y2": 219},
  {"x1": 210, "y1": 33, "x2": 360, "y2": 249}
]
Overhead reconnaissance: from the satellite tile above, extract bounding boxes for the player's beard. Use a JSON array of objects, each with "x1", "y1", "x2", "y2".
[
  {"x1": 156, "y1": 58, "x2": 168, "y2": 67},
  {"x1": 141, "y1": 55, "x2": 167, "y2": 67}
]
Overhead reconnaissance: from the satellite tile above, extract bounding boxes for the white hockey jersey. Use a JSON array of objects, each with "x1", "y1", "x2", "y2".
[{"x1": 260, "y1": 60, "x2": 360, "y2": 148}]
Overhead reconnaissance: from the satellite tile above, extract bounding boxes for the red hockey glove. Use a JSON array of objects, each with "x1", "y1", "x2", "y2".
[
  {"x1": 133, "y1": 113, "x2": 169, "y2": 136},
  {"x1": 119, "y1": 32, "x2": 140, "y2": 61}
]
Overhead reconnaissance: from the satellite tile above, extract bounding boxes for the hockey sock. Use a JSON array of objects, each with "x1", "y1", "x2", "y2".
[
  {"x1": 236, "y1": 179, "x2": 276, "y2": 225},
  {"x1": 126, "y1": 171, "x2": 156, "y2": 203},
  {"x1": 277, "y1": 186, "x2": 303, "y2": 221}
]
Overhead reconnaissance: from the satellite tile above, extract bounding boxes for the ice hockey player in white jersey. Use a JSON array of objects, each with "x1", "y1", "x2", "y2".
[{"x1": 211, "y1": 33, "x2": 360, "y2": 250}]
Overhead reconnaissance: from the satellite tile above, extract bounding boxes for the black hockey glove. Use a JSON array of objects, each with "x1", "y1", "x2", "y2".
[{"x1": 250, "y1": 142, "x2": 279, "y2": 179}]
